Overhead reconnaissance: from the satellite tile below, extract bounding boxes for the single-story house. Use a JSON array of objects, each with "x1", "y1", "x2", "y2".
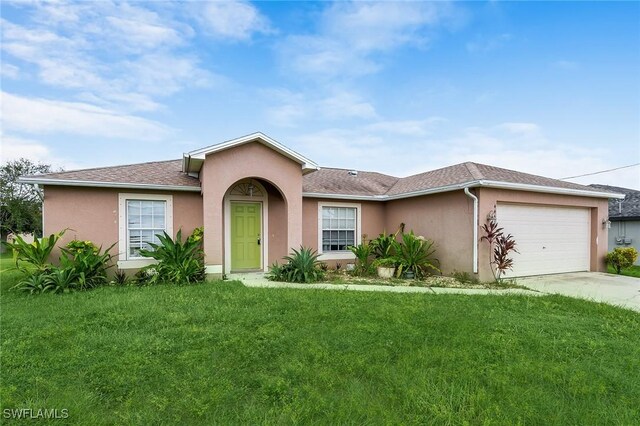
[
  {"x1": 590, "y1": 184, "x2": 640, "y2": 265},
  {"x1": 20, "y1": 132, "x2": 624, "y2": 281}
]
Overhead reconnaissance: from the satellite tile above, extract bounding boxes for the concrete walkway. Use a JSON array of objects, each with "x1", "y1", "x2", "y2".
[
  {"x1": 517, "y1": 272, "x2": 640, "y2": 312},
  {"x1": 227, "y1": 273, "x2": 539, "y2": 296}
]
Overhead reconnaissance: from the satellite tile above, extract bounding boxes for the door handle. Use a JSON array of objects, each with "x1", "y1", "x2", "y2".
[{"x1": 257, "y1": 235, "x2": 261, "y2": 245}]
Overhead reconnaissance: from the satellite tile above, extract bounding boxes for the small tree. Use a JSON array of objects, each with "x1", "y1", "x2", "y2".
[
  {"x1": 605, "y1": 247, "x2": 638, "y2": 274},
  {"x1": 481, "y1": 220, "x2": 518, "y2": 282},
  {"x1": 0, "y1": 158, "x2": 58, "y2": 242}
]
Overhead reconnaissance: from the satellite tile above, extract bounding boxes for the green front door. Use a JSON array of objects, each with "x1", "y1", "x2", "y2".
[{"x1": 231, "y1": 202, "x2": 262, "y2": 270}]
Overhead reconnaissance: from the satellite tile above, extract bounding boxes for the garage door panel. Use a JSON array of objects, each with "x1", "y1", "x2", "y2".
[{"x1": 496, "y1": 204, "x2": 590, "y2": 277}]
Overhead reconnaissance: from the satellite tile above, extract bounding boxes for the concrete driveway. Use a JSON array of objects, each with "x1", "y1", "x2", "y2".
[{"x1": 518, "y1": 272, "x2": 640, "y2": 312}]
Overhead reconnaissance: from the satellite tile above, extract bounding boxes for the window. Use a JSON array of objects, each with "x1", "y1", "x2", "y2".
[
  {"x1": 321, "y1": 206, "x2": 357, "y2": 251},
  {"x1": 126, "y1": 200, "x2": 166, "y2": 258},
  {"x1": 118, "y1": 193, "x2": 173, "y2": 266}
]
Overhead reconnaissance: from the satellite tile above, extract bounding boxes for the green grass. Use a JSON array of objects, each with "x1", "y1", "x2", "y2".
[
  {"x1": 607, "y1": 264, "x2": 640, "y2": 278},
  {"x1": 2, "y1": 254, "x2": 639, "y2": 424}
]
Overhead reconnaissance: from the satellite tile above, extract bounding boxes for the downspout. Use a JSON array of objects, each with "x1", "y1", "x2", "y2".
[{"x1": 464, "y1": 187, "x2": 478, "y2": 274}]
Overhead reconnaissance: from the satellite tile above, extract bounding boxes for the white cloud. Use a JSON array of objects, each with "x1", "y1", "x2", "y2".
[
  {"x1": 265, "y1": 89, "x2": 378, "y2": 127},
  {"x1": 291, "y1": 120, "x2": 640, "y2": 190},
  {"x1": 279, "y1": 1, "x2": 462, "y2": 77},
  {"x1": 466, "y1": 33, "x2": 512, "y2": 52},
  {"x1": 1, "y1": 63, "x2": 20, "y2": 79},
  {"x1": 1, "y1": 4, "x2": 210, "y2": 112},
  {"x1": 198, "y1": 1, "x2": 272, "y2": 40},
  {"x1": 0, "y1": 133, "x2": 79, "y2": 170},
  {"x1": 2, "y1": 92, "x2": 171, "y2": 141}
]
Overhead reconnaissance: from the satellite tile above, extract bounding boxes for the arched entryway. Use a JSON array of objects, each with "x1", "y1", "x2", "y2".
[{"x1": 223, "y1": 178, "x2": 288, "y2": 273}]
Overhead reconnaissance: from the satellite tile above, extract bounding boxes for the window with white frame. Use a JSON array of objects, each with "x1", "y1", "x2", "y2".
[
  {"x1": 127, "y1": 200, "x2": 166, "y2": 258},
  {"x1": 321, "y1": 206, "x2": 357, "y2": 251},
  {"x1": 118, "y1": 194, "x2": 173, "y2": 263}
]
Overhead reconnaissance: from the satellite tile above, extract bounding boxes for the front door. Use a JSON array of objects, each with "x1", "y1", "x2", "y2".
[{"x1": 231, "y1": 202, "x2": 262, "y2": 270}]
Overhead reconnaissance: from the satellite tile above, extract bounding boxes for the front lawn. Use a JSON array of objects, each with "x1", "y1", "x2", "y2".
[
  {"x1": 1, "y1": 259, "x2": 639, "y2": 424},
  {"x1": 608, "y1": 264, "x2": 640, "y2": 278}
]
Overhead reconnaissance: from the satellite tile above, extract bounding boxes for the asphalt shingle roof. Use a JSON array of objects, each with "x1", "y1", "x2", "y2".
[
  {"x1": 30, "y1": 159, "x2": 200, "y2": 188},
  {"x1": 589, "y1": 184, "x2": 640, "y2": 219},
  {"x1": 29, "y1": 159, "x2": 608, "y2": 198}
]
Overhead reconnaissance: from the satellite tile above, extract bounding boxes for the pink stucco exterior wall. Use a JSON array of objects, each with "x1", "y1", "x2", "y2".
[
  {"x1": 385, "y1": 190, "x2": 475, "y2": 276},
  {"x1": 200, "y1": 142, "x2": 303, "y2": 275},
  {"x1": 476, "y1": 188, "x2": 609, "y2": 281},
  {"x1": 42, "y1": 186, "x2": 203, "y2": 262}
]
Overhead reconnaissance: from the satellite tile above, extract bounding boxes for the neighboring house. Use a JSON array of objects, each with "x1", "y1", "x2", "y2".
[
  {"x1": 20, "y1": 132, "x2": 624, "y2": 281},
  {"x1": 590, "y1": 184, "x2": 640, "y2": 265}
]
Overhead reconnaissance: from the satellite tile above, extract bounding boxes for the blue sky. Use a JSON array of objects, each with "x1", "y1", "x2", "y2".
[{"x1": 2, "y1": 1, "x2": 639, "y2": 188}]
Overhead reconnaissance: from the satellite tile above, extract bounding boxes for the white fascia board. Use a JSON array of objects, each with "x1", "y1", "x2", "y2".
[
  {"x1": 303, "y1": 180, "x2": 624, "y2": 201},
  {"x1": 302, "y1": 182, "x2": 477, "y2": 201},
  {"x1": 185, "y1": 132, "x2": 320, "y2": 173},
  {"x1": 18, "y1": 177, "x2": 201, "y2": 192},
  {"x1": 479, "y1": 180, "x2": 626, "y2": 199}
]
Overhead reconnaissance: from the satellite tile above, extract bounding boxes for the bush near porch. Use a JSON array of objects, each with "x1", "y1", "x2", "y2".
[{"x1": 2, "y1": 255, "x2": 639, "y2": 425}]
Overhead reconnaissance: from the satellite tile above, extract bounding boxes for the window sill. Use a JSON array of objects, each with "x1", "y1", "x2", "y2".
[
  {"x1": 318, "y1": 252, "x2": 356, "y2": 261},
  {"x1": 117, "y1": 259, "x2": 157, "y2": 269}
]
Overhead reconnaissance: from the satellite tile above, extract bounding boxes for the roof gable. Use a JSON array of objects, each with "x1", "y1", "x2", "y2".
[{"x1": 183, "y1": 132, "x2": 319, "y2": 175}]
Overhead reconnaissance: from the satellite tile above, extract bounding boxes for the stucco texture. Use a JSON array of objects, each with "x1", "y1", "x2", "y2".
[
  {"x1": 200, "y1": 141, "x2": 303, "y2": 273},
  {"x1": 43, "y1": 186, "x2": 203, "y2": 262}
]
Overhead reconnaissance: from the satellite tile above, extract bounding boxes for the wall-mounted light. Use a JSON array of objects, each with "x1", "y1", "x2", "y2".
[{"x1": 602, "y1": 218, "x2": 611, "y2": 229}]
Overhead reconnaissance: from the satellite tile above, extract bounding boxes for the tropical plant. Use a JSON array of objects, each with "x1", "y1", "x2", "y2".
[
  {"x1": 267, "y1": 247, "x2": 325, "y2": 283},
  {"x1": 43, "y1": 267, "x2": 81, "y2": 294},
  {"x1": 139, "y1": 229, "x2": 205, "y2": 284},
  {"x1": 12, "y1": 272, "x2": 53, "y2": 294},
  {"x1": 2, "y1": 230, "x2": 66, "y2": 273},
  {"x1": 65, "y1": 239, "x2": 99, "y2": 255},
  {"x1": 111, "y1": 269, "x2": 129, "y2": 286},
  {"x1": 348, "y1": 242, "x2": 374, "y2": 276},
  {"x1": 393, "y1": 231, "x2": 440, "y2": 279},
  {"x1": 372, "y1": 257, "x2": 397, "y2": 268},
  {"x1": 187, "y1": 226, "x2": 204, "y2": 244},
  {"x1": 370, "y1": 232, "x2": 398, "y2": 259},
  {"x1": 481, "y1": 220, "x2": 519, "y2": 282},
  {"x1": 605, "y1": 247, "x2": 639, "y2": 274},
  {"x1": 60, "y1": 242, "x2": 116, "y2": 289}
]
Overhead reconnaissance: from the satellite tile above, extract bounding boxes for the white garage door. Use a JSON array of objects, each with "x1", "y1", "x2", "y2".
[{"x1": 496, "y1": 204, "x2": 591, "y2": 277}]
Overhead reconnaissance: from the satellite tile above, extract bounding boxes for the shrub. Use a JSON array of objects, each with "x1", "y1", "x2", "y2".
[
  {"x1": 370, "y1": 232, "x2": 398, "y2": 259},
  {"x1": 111, "y1": 269, "x2": 129, "y2": 286},
  {"x1": 139, "y1": 229, "x2": 205, "y2": 284},
  {"x1": 372, "y1": 257, "x2": 397, "y2": 268},
  {"x1": 393, "y1": 231, "x2": 440, "y2": 279},
  {"x1": 348, "y1": 242, "x2": 374, "y2": 276},
  {"x1": 2, "y1": 230, "x2": 66, "y2": 273},
  {"x1": 266, "y1": 247, "x2": 324, "y2": 283},
  {"x1": 12, "y1": 273, "x2": 52, "y2": 294},
  {"x1": 44, "y1": 267, "x2": 80, "y2": 294},
  {"x1": 481, "y1": 220, "x2": 518, "y2": 282},
  {"x1": 60, "y1": 242, "x2": 115, "y2": 289},
  {"x1": 187, "y1": 226, "x2": 204, "y2": 244},
  {"x1": 65, "y1": 239, "x2": 99, "y2": 255},
  {"x1": 605, "y1": 247, "x2": 639, "y2": 274}
]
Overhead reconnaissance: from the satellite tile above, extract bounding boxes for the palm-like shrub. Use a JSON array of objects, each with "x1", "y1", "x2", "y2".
[
  {"x1": 3, "y1": 230, "x2": 66, "y2": 273},
  {"x1": 139, "y1": 229, "x2": 205, "y2": 284},
  {"x1": 481, "y1": 220, "x2": 518, "y2": 282},
  {"x1": 393, "y1": 231, "x2": 440, "y2": 279},
  {"x1": 348, "y1": 242, "x2": 374, "y2": 276},
  {"x1": 12, "y1": 273, "x2": 52, "y2": 294},
  {"x1": 59, "y1": 243, "x2": 115, "y2": 290},
  {"x1": 370, "y1": 232, "x2": 398, "y2": 259},
  {"x1": 267, "y1": 247, "x2": 324, "y2": 283}
]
